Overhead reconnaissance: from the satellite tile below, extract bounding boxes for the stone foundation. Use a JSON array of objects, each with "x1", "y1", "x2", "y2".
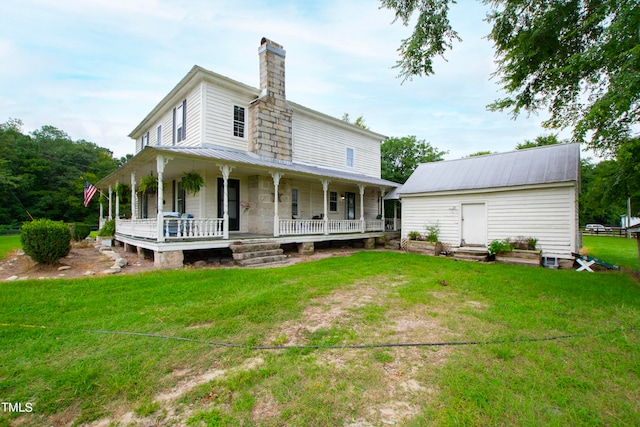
[
  {"x1": 298, "y1": 242, "x2": 315, "y2": 255},
  {"x1": 154, "y1": 250, "x2": 184, "y2": 269},
  {"x1": 364, "y1": 237, "x2": 376, "y2": 249}
]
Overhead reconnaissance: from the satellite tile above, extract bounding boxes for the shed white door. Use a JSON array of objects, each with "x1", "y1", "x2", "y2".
[{"x1": 461, "y1": 203, "x2": 486, "y2": 246}]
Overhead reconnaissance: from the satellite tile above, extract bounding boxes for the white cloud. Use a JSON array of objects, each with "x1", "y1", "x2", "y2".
[{"x1": 0, "y1": 0, "x2": 560, "y2": 159}]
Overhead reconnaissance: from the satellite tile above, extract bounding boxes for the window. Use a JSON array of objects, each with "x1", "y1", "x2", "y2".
[
  {"x1": 291, "y1": 188, "x2": 299, "y2": 217},
  {"x1": 233, "y1": 105, "x2": 245, "y2": 138},
  {"x1": 142, "y1": 132, "x2": 149, "y2": 146},
  {"x1": 329, "y1": 191, "x2": 338, "y2": 212},
  {"x1": 174, "y1": 180, "x2": 185, "y2": 214},
  {"x1": 156, "y1": 125, "x2": 162, "y2": 146},
  {"x1": 173, "y1": 99, "x2": 187, "y2": 144},
  {"x1": 346, "y1": 147, "x2": 354, "y2": 167}
]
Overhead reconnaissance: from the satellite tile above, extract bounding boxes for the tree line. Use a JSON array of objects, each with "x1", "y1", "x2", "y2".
[
  {"x1": 1, "y1": 116, "x2": 637, "y2": 230},
  {"x1": 0, "y1": 119, "x2": 122, "y2": 229}
]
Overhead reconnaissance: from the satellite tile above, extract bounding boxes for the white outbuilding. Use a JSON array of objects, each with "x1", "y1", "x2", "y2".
[{"x1": 397, "y1": 144, "x2": 581, "y2": 261}]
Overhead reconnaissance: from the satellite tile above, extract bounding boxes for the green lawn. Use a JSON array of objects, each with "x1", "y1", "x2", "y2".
[
  {"x1": 0, "y1": 234, "x2": 20, "y2": 260},
  {"x1": 582, "y1": 235, "x2": 639, "y2": 271},
  {"x1": 1, "y1": 250, "x2": 639, "y2": 426}
]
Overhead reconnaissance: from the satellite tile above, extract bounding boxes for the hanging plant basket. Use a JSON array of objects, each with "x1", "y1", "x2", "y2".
[
  {"x1": 138, "y1": 174, "x2": 158, "y2": 195},
  {"x1": 181, "y1": 171, "x2": 204, "y2": 195},
  {"x1": 115, "y1": 183, "x2": 130, "y2": 199}
]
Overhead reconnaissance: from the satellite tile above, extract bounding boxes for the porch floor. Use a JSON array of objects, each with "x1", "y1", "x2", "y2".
[{"x1": 115, "y1": 230, "x2": 398, "y2": 253}]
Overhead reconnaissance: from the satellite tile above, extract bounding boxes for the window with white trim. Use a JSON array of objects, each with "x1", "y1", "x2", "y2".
[
  {"x1": 156, "y1": 125, "x2": 162, "y2": 146},
  {"x1": 173, "y1": 99, "x2": 187, "y2": 144},
  {"x1": 329, "y1": 191, "x2": 338, "y2": 212},
  {"x1": 233, "y1": 105, "x2": 245, "y2": 138},
  {"x1": 346, "y1": 147, "x2": 354, "y2": 167},
  {"x1": 142, "y1": 132, "x2": 149, "y2": 147}
]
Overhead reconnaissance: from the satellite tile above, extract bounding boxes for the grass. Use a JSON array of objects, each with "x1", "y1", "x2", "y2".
[
  {"x1": 582, "y1": 235, "x2": 639, "y2": 271},
  {"x1": 0, "y1": 246, "x2": 639, "y2": 426},
  {"x1": 0, "y1": 234, "x2": 20, "y2": 260}
]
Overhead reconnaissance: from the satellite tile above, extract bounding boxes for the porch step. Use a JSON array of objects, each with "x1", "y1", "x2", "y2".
[
  {"x1": 236, "y1": 254, "x2": 288, "y2": 267},
  {"x1": 229, "y1": 242, "x2": 287, "y2": 267},
  {"x1": 233, "y1": 249, "x2": 285, "y2": 261},
  {"x1": 453, "y1": 248, "x2": 489, "y2": 262}
]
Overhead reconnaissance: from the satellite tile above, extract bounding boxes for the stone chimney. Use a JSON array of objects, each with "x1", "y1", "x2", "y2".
[{"x1": 249, "y1": 38, "x2": 293, "y2": 161}]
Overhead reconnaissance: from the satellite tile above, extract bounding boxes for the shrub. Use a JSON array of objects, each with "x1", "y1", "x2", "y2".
[
  {"x1": 408, "y1": 231, "x2": 421, "y2": 240},
  {"x1": 424, "y1": 222, "x2": 440, "y2": 243},
  {"x1": 21, "y1": 219, "x2": 71, "y2": 265},
  {"x1": 70, "y1": 223, "x2": 91, "y2": 242},
  {"x1": 98, "y1": 219, "x2": 115, "y2": 237},
  {"x1": 488, "y1": 239, "x2": 513, "y2": 256}
]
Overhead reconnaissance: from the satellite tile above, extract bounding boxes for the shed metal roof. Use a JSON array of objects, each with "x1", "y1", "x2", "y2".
[{"x1": 398, "y1": 143, "x2": 580, "y2": 196}]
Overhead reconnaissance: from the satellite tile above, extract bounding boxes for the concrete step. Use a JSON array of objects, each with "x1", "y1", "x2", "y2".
[
  {"x1": 454, "y1": 249, "x2": 489, "y2": 262},
  {"x1": 232, "y1": 249, "x2": 284, "y2": 261},
  {"x1": 236, "y1": 255, "x2": 288, "y2": 267},
  {"x1": 229, "y1": 242, "x2": 281, "y2": 253}
]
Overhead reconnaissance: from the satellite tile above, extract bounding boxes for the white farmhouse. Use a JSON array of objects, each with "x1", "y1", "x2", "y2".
[
  {"x1": 396, "y1": 144, "x2": 581, "y2": 264},
  {"x1": 97, "y1": 38, "x2": 399, "y2": 268}
]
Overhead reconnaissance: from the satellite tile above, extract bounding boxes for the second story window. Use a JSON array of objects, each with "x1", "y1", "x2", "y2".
[
  {"x1": 234, "y1": 105, "x2": 245, "y2": 138},
  {"x1": 346, "y1": 147, "x2": 354, "y2": 168},
  {"x1": 173, "y1": 99, "x2": 187, "y2": 144},
  {"x1": 142, "y1": 132, "x2": 149, "y2": 146},
  {"x1": 156, "y1": 125, "x2": 162, "y2": 146}
]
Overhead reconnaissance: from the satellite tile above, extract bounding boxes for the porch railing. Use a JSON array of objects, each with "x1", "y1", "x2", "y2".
[
  {"x1": 163, "y1": 218, "x2": 224, "y2": 239},
  {"x1": 117, "y1": 217, "x2": 384, "y2": 240},
  {"x1": 385, "y1": 218, "x2": 401, "y2": 231},
  {"x1": 365, "y1": 219, "x2": 384, "y2": 232},
  {"x1": 116, "y1": 218, "x2": 224, "y2": 240},
  {"x1": 116, "y1": 218, "x2": 157, "y2": 239},
  {"x1": 279, "y1": 219, "x2": 385, "y2": 236},
  {"x1": 279, "y1": 219, "x2": 325, "y2": 236}
]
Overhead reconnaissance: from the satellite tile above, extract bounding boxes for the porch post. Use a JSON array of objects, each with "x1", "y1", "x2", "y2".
[
  {"x1": 271, "y1": 172, "x2": 283, "y2": 237},
  {"x1": 380, "y1": 186, "x2": 386, "y2": 231},
  {"x1": 99, "y1": 202, "x2": 104, "y2": 227},
  {"x1": 219, "y1": 165, "x2": 233, "y2": 240},
  {"x1": 321, "y1": 180, "x2": 330, "y2": 235},
  {"x1": 394, "y1": 200, "x2": 398, "y2": 231},
  {"x1": 359, "y1": 184, "x2": 365, "y2": 233},
  {"x1": 108, "y1": 185, "x2": 113, "y2": 220},
  {"x1": 115, "y1": 181, "x2": 120, "y2": 220},
  {"x1": 131, "y1": 172, "x2": 137, "y2": 219},
  {"x1": 157, "y1": 155, "x2": 165, "y2": 242}
]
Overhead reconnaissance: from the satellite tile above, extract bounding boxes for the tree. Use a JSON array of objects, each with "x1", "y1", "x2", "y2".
[
  {"x1": 380, "y1": 0, "x2": 640, "y2": 156},
  {"x1": 381, "y1": 135, "x2": 447, "y2": 183},
  {"x1": 466, "y1": 150, "x2": 496, "y2": 157},
  {"x1": 342, "y1": 113, "x2": 370, "y2": 130},
  {"x1": 516, "y1": 134, "x2": 562, "y2": 150},
  {"x1": 0, "y1": 119, "x2": 120, "y2": 225}
]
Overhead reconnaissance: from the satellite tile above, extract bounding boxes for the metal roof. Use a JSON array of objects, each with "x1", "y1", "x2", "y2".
[
  {"x1": 398, "y1": 143, "x2": 580, "y2": 195},
  {"x1": 151, "y1": 145, "x2": 399, "y2": 188}
]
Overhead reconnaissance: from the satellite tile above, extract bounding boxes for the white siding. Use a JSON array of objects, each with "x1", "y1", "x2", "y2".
[
  {"x1": 401, "y1": 184, "x2": 578, "y2": 258},
  {"x1": 292, "y1": 112, "x2": 381, "y2": 178},
  {"x1": 134, "y1": 85, "x2": 202, "y2": 152},
  {"x1": 178, "y1": 86, "x2": 202, "y2": 148},
  {"x1": 204, "y1": 82, "x2": 254, "y2": 151}
]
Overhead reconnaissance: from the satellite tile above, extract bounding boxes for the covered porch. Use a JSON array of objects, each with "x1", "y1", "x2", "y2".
[{"x1": 97, "y1": 146, "x2": 400, "y2": 266}]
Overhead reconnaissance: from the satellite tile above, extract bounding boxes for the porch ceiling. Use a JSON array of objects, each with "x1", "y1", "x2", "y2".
[{"x1": 98, "y1": 145, "x2": 400, "y2": 190}]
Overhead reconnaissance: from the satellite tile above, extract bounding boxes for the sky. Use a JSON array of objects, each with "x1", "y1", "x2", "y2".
[{"x1": 1, "y1": 0, "x2": 575, "y2": 160}]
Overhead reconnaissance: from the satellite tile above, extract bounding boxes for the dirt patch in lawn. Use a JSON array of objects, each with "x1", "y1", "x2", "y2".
[{"x1": 1, "y1": 241, "x2": 390, "y2": 281}]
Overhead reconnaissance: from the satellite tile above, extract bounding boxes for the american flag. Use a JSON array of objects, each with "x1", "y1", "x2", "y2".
[{"x1": 83, "y1": 181, "x2": 98, "y2": 207}]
